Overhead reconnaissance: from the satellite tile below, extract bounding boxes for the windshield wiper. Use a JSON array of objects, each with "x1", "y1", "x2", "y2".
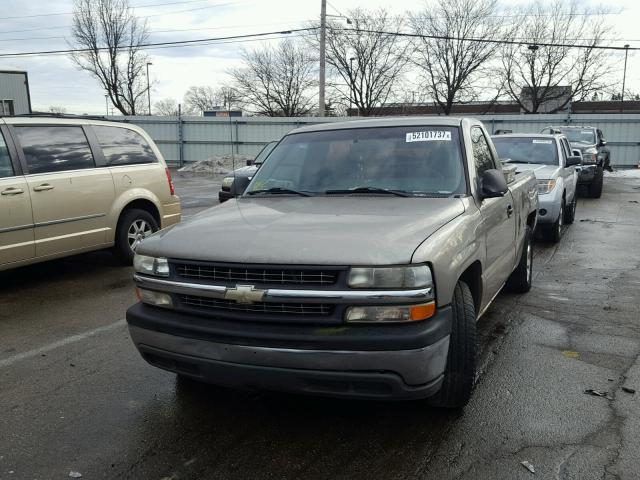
[
  {"x1": 246, "y1": 187, "x2": 312, "y2": 196},
  {"x1": 324, "y1": 187, "x2": 411, "y2": 197}
]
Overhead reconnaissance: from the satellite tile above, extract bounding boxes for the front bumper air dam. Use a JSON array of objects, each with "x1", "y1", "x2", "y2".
[{"x1": 127, "y1": 304, "x2": 452, "y2": 400}]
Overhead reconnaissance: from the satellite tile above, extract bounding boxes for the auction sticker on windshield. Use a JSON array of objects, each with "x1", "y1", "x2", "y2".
[
  {"x1": 406, "y1": 131, "x2": 452, "y2": 142},
  {"x1": 532, "y1": 139, "x2": 552, "y2": 144}
]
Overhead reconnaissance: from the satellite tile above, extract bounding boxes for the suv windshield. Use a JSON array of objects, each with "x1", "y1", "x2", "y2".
[
  {"x1": 558, "y1": 128, "x2": 596, "y2": 145},
  {"x1": 492, "y1": 136, "x2": 558, "y2": 165},
  {"x1": 245, "y1": 126, "x2": 466, "y2": 196}
]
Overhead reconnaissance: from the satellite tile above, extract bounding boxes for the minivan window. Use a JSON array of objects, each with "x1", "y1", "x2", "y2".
[
  {"x1": 492, "y1": 137, "x2": 559, "y2": 165},
  {"x1": 93, "y1": 126, "x2": 157, "y2": 165},
  {"x1": 246, "y1": 126, "x2": 466, "y2": 196},
  {"x1": 0, "y1": 131, "x2": 14, "y2": 178},
  {"x1": 15, "y1": 126, "x2": 95, "y2": 174}
]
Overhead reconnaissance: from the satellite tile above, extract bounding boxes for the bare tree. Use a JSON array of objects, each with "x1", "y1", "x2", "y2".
[
  {"x1": 70, "y1": 0, "x2": 150, "y2": 115},
  {"x1": 183, "y1": 86, "x2": 217, "y2": 114},
  {"x1": 153, "y1": 98, "x2": 180, "y2": 116},
  {"x1": 228, "y1": 39, "x2": 316, "y2": 117},
  {"x1": 501, "y1": 0, "x2": 613, "y2": 113},
  {"x1": 409, "y1": 0, "x2": 507, "y2": 115},
  {"x1": 314, "y1": 9, "x2": 409, "y2": 116}
]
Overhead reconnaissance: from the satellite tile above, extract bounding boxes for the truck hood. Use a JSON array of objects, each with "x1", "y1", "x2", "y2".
[
  {"x1": 569, "y1": 142, "x2": 597, "y2": 153},
  {"x1": 226, "y1": 165, "x2": 258, "y2": 178},
  {"x1": 509, "y1": 163, "x2": 561, "y2": 180},
  {"x1": 140, "y1": 197, "x2": 465, "y2": 265}
]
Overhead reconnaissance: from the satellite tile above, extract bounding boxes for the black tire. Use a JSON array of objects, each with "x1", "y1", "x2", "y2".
[
  {"x1": 545, "y1": 201, "x2": 563, "y2": 243},
  {"x1": 427, "y1": 281, "x2": 476, "y2": 409},
  {"x1": 505, "y1": 226, "x2": 533, "y2": 293},
  {"x1": 589, "y1": 168, "x2": 603, "y2": 198},
  {"x1": 114, "y1": 208, "x2": 159, "y2": 265},
  {"x1": 564, "y1": 194, "x2": 577, "y2": 224}
]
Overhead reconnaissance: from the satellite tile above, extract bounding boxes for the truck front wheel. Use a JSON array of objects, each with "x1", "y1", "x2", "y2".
[{"x1": 427, "y1": 280, "x2": 476, "y2": 409}]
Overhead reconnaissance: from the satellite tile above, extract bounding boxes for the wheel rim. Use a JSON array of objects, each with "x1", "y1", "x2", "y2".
[
  {"x1": 127, "y1": 219, "x2": 153, "y2": 251},
  {"x1": 558, "y1": 204, "x2": 563, "y2": 235},
  {"x1": 526, "y1": 241, "x2": 533, "y2": 284}
]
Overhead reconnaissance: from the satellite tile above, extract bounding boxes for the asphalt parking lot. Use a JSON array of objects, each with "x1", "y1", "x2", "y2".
[{"x1": 1, "y1": 171, "x2": 639, "y2": 480}]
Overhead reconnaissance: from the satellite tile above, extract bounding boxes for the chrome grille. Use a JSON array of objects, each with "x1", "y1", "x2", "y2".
[
  {"x1": 179, "y1": 295, "x2": 333, "y2": 316},
  {"x1": 174, "y1": 263, "x2": 338, "y2": 286}
]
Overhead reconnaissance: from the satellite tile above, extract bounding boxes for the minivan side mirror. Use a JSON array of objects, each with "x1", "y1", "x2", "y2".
[
  {"x1": 230, "y1": 176, "x2": 251, "y2": 196},
  {"x1": 566, "y1": 155, "x2": 581, "y2": 167},
  {"x1": 479, "y1": 169, "x2": 508, "y2": 199}
]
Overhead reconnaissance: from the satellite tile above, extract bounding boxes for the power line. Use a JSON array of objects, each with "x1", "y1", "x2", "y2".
[
  {"x1": 0, "y1": 0, "x2": 225, "y2": 21},
  {"x1": 0, "y1": 28, "x2": 312, "y2": 58}
]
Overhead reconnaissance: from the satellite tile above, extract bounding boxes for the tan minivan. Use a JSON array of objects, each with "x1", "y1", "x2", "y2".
[{"x1": 0, "y1": 116, "x2": 180, "y2": 271}]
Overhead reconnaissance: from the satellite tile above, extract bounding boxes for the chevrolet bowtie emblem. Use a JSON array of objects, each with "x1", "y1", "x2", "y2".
[{"x1": 224, "y1": 285, "x2": 266, "y2": 304}]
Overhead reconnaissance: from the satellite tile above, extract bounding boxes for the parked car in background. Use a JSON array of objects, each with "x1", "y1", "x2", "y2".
[
  {"x1": 127, "y1": 117, "x2": 538, "y2": 408},
  {"x1": 492, "y1": 133, "x2": 579, "y2": 243},
  {"x1": 541, "y1": 125, "x2": 609, "y2": 197},
  {"x1": 218, "y1": 140, "x2": 277, "y2": 203},
  {"x1": 0, "y1": 116, "x2": 181, "y2": 271}
]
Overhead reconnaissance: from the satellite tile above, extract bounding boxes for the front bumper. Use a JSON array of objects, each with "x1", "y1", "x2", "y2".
[
  {"x1": 578, "y1": 165, "x2": 598, "y2": 185},
  {"x1": 126, "y1": 303, "x2": 452, "y2": 400},
  {"x1": 218, "y1": 189, "x2": 233, "y2": 203},
  {"x1": 536, "y1": 191, "x2": 562, "y2": 224}
]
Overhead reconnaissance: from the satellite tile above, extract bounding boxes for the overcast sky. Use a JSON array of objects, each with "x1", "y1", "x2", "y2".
[{"x1": 0, "y1": 0, "x2": 638, "y2": 114}]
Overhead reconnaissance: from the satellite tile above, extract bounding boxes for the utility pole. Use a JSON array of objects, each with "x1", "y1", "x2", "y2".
[
  {"x1": 319, "y1": 0, "x2": 326, "y2": 117},
  {"x1": 621, "y1": 44, "x2": 630, "y2": 112},
  {"x1": 146, "y1": 62, "x2": 153, "y2": 115},
  {"x1": 104, "y1": 94, "x2": 108, "y2": 115}
]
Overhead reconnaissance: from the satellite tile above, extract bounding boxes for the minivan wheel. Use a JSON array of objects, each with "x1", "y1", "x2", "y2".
[
  {"x1": 427, "y1": 280, "x2": 476, "y2": 409},
  {"x1": 115, "y1": 208, "x2": 159, "y2": 265}
]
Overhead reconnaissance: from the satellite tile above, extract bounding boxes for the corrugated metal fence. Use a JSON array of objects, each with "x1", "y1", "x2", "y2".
[{"x1": 109, "y1": 113, "x2": 640, "y2": 167}]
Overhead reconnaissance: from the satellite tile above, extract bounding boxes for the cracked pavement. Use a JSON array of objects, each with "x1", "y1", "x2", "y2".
[{"x1": 0, "y1": 173, "x2": 639, "y2": 479}]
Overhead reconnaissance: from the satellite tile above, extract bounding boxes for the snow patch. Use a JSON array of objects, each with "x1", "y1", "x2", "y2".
[
  {"x1": 604, "y1": 169, "x2": 640, "y2": 178},
  {"x1": 178, "y1": 154, "x2": 254, "y2": 174}
]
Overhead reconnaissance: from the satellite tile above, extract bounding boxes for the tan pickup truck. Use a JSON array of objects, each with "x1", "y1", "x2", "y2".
[
  {"x1": 0, "y1": 116, "x2": 180, "y2": 270},
  {"x1": 128, "y1": 117, "x2": 537, "y2": 408}
]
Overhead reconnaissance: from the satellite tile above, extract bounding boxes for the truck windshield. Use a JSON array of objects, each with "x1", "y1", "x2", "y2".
[
  {"x1": 492, "y1": 137, "x2": 558, "y2": 165},
  {"x1": 558, "y1": 128, "x2": 595, "y2": 145},
  {"x1": 245, "y1": 126, "x2": 466, "y2": 196}
]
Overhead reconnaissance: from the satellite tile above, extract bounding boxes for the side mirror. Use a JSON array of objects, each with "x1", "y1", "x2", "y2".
[
  {"x1": 572, "y1": 149, "x2": 582, "y2": 158},
  {"x1": 599, "y1": 140, "x2": 607, "y2": 147},
  {"x1": 566, "y1": 155, "x2": 581, "y2": 167},
  {"x1": 230, "y1": 176, "x2": 251, "y2": 196},
  {"x1": 479, "y1": 169, "x2": 508, "y2": 199},
  {"x1": 246, "y1": 159, "x2": 255, "y2": 166}
]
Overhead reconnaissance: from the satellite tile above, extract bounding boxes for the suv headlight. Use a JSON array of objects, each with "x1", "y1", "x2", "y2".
[
  {"x1": 537, "y1": 179, "x2": 557, "y2": 195},
  {"x1": 134, "y1": 254, "x2": 169, "y2": 277},
  {"x1": 347, "y1": 265, "x2": 432, "y2": 289},
  {"x1": 221, "y1": 177, "x2": 234, "y2": 189}
]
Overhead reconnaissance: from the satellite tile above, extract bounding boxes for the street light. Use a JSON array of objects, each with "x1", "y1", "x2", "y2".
[
  {"x1": 621, "y1": 44, "x2": 630, "y2": 111},
  {"x1": 146, "y1": 62, "x2": 153, "y2": 116},
  {"x1": 349, "y1": 56, "x2": 355, "y2": 115}
]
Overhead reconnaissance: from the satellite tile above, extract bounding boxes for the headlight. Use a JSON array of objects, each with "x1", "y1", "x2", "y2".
[
  {"x1": 136, "y1": 288, "x2": 173, "y2": 308},
  {"x1": 345, "y1": 303, "x2": 436, "y2": 323},
  {"x1": 221, "y1": 177, "x2": 235, "y2": 188},
  {"x1": 537, "y1": 179, "x2": 557, "y2": 194},
  {"x1": 133, "y1": 254, "x2": 169, "y2": 277},
  {"x1": 347, "y1": 265, "x2": 432, "y2": 289},
  {"x1": 582, "y1": 148, "x2": 597, "y2": 164}
]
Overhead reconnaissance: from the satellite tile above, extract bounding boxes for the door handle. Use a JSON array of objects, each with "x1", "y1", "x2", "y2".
[
  {"x1": 1, "y1": 187, "x2": 24, "y2": 195},
  {"x1": 507, "y1": 205, "x2": 514, "y2": 217},
  {"x1": 33, "y1": 184, "x2": 55, "y2": 192}
]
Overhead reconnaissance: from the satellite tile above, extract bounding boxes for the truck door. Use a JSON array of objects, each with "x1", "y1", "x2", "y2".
[
  {"x1": 471, "y1": 127, "x2": 517, "y2": 307},
  {"x1": 560, "y1": 138, "x2": 577, "y2": 203}
]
